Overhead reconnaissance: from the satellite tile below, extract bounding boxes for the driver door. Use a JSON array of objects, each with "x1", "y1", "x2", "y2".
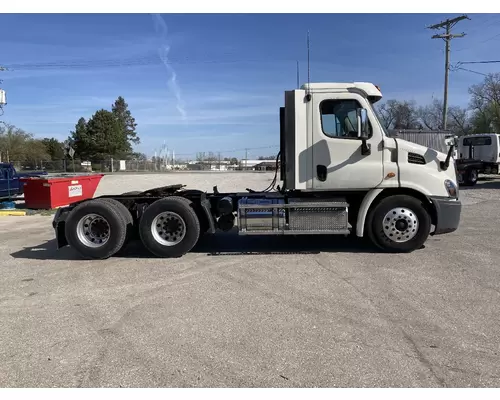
[{"x1": 311, "y1": 92, "x2": 384, "y2": 190}]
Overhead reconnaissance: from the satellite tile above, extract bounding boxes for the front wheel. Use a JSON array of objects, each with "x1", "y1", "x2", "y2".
[{"x1": 366, "y1": 195, "x2": 431, "y2": 253}]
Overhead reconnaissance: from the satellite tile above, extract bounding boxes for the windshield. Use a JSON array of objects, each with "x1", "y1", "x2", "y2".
[{"x1": 367, "y1": 101, "x2": 389, "y2": 137}]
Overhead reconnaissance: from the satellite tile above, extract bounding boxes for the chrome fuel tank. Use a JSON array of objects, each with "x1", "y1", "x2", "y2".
[{"x1": 237, "y1": 198, "x2": 286, "y2": 232}]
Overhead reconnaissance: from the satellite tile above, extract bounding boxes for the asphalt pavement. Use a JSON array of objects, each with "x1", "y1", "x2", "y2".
[{"x1": 0, "y1": 180, "x2": 499, "y2": 387}]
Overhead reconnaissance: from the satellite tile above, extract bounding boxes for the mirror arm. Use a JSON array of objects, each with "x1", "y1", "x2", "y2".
[
  {"x1": 440, "y1": 143, "x2": 455, "y2": 171},
  {"x1": 361, "y1": 138, "x2": 371, "y2": 156}
]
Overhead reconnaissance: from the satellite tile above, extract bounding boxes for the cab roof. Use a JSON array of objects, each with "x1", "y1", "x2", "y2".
[{"x1": 300, "y1": 82, "x2": 383, "y2": 102}]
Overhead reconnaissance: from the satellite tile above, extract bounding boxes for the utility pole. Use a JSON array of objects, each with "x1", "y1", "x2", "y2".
[
  {"x1": 0, "y1": 66, "x2": 7, "y2": 162},
  {"x1": 0, "y1": 66, "x2": 7, "y2": 117},
  {"x1": 428, "y1": 14, "x2": 469, "y2": 130}
]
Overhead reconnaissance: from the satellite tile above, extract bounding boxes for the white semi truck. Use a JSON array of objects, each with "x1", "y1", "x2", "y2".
[{"x1": 52, "y1": 82, "x2": 462, "y2": 259}]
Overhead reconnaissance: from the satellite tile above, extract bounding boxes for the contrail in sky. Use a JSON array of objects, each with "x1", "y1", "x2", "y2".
[{"x1": 150, "y1": 13, "x2": 187, "y2": 120}]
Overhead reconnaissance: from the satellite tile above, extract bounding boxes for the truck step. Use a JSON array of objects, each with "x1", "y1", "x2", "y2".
[
  {"x1": 287, "y1": 198, "x2": 349, "y2": 233},
  {"x1": 237, "y1": 197, "x2": 350, "y2": 235}
]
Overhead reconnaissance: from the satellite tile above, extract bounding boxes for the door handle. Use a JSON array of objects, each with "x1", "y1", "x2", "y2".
[{"x1": 316, "y1": 165, "x2": 327, "y2": 182}]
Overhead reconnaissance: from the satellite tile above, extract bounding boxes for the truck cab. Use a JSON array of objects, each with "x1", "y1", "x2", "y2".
[{"x1": 282, "y1": 82, "x2": 459, "y2": 196}]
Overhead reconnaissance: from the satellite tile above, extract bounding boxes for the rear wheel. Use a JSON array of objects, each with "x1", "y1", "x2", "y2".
[
  {"x1": 366, "y1": 195, "x2": 431, "y2": 253},
  {"x1": 65, "y1": 199, "x2": 127, "y2": 259},
  {"x1": 98, "y1": 198, "x2": 134, "y2": 244},
  {"x1": 139, "y1": 196, "x2": 201, "y2": 258}
]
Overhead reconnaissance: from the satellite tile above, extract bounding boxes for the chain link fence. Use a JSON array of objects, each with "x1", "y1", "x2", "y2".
[{"x1": 8, "y1": 159, "x2": 263, "y2": 173}]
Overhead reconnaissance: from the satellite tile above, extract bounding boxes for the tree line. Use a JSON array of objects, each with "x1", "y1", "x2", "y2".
[
  {"x1": 0, "y1": 96, "x2": 146, "y2": 167},
  {"x1": 376, "y1": 72, "x2": 500, "y2": 135}
]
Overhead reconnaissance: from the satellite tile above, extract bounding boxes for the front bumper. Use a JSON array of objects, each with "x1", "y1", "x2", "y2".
[{"x1": 430, "y1": 196, "x2": 462, "y2": 235}]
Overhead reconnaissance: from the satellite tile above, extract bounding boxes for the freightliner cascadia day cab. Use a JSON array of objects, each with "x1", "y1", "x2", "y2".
[{"x1": 52, "y1": 82, "x2": 462, "y2": 259}]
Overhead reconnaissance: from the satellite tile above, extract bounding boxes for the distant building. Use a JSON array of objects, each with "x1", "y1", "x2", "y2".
[
  {"x1": 238, "y1": 159, "x2": 262, "y2": 170},
  {"x1": 254, "y1": 161, "x2": 279, "y2": 171},
  {"x1": 185, "y1": 160, "x2": 238, "y2": 171}
]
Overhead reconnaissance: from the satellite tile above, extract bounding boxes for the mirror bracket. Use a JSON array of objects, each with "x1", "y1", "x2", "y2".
[{"x1": 356, "y1": 108, "x2": 369, "y2": 139}]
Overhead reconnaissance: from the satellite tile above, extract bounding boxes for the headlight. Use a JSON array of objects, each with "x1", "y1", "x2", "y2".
[{"x1": 444, "y1": 179, "x2": 458, "y2": 198}]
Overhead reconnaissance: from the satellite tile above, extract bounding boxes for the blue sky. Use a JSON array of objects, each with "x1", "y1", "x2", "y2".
[{"x1": 1, "y1": 13, "x2": 499, "y2": 160}]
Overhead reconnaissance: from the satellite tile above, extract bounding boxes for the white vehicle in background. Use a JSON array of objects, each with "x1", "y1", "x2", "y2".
[{"x1": 455, "y1": 133, "x2": 500, "y2": 186}]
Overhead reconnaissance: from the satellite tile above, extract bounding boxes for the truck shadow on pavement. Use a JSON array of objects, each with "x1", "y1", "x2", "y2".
[{"x1": 10, "y1": 229, "x2": 378, "y2": 261}]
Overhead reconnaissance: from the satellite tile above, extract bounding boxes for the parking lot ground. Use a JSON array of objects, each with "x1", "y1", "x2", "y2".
[{"x1": 0, "y1": 176, "x2": 499, "y2": 387}]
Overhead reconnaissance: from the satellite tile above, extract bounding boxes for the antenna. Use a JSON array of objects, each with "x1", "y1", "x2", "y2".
[
  {"x1": 304, "y1": 30, "x2": 312, "y2": 102},
  {"x1": 307, "y1": 30, "x2": 311, "y2": 92},
  {"x1": 296, "y1": 61, "x2": 299, "y2": 88}
]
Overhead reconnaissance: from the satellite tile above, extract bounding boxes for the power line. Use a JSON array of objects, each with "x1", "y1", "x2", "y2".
[
  {"x1": 457, "y1": 15, "x2": 500, "y2": 39},
  {"x1": 427, "y1": 14, "x2": 470, "y2": 130},
  {"x1": 453, "y1": 67, "x2": 488, "y2": 76},
  {"x1": 451, "y1": 59, "x2": 500, "y2": 77},
  {"x1": 457, "y1": 60, "x2": 500, "y2": 65},
  {"x1": 3, "y1": 52, "x2": 300, "y2": 71}
]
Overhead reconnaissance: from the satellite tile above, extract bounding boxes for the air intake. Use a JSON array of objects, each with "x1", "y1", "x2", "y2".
[{"x1": 408, "y1": 152, "x2": 426, "y2": 165}]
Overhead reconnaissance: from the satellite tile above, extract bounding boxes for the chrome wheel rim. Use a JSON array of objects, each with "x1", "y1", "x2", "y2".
[
  {"x1": 382, "y1": 207, "x2": 419, "y2": 243},
  {"x1": 471, "y1": 170, "x2": 478, "y2": 182},
  {"x1": 151, "y1": 211, "x2": 186, "y2": 246},
  {"x1": 76, "y1": 213, "x2": 111, "y2": 248}
]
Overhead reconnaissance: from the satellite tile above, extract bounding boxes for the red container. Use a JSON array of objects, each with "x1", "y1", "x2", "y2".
[{"x1": 20, "y1": 174, "x2": 104, "y2": 209}]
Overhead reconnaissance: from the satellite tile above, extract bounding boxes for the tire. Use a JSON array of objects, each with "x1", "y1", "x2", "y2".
[
  {"x1": 466, "y1": 169, "x2": 478, "y2": 186},
  {"x1": 177, "y1": 191, "x2": 211, "y2": 233},
  {"x1": 98, "y1": 198, "x2": 134, "y2": 244},
  {"x1": 366, "y1": 195, "x2": 431, "y2": 253},
  {"x1": 64, "y1": 199, "x2": 127, "y2": 259},
  {"x1": 138, "y1": 196, "x2": 201, "y2": 258}
]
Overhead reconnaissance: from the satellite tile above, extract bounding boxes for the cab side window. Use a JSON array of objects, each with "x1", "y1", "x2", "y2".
[
  {"x1": 0, "y1": 167, "x2": 8, "y2": 179},
  {"x1": 320, "y1": 99, "x2": 372, "y2": 139}
]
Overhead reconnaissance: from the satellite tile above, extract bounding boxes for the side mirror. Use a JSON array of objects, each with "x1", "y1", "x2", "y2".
[
  {"x1": 356, "y1": 108, "x2": 369, "y2": 139},
  {"x1": 445, "y1": 135, "x2": 458, "y2": 147},
  {"x1": 356, "y1": 108, "x2": 371, "y2": 156}
]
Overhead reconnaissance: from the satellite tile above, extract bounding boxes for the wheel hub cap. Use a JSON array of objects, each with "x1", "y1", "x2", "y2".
[
  {"x1": 151, "y1": 211, "x2": 186, "y2": 246},
  {"x1": 76, "y1": 213, "x2": 111, "y2": 248},
  {"x1": 382, "y1": 207, "x2": 419, "y2": 243}
]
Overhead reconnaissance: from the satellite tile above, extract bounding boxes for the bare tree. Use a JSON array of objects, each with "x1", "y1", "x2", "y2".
[
  {"x1": 377, "y1": 100, "x2": 420, "y2": 130},
  {"x1": 448, "y1": 105, "x2": 473, "y2": 135},
  {"x1": 418, "y1": 99, "x2": 443, "y2": 130},
  {"x1": 468, "y1": 72, "x2": 500, "y2": 133},
  {"x1": 418, "y1": 99, "x2": 472, "y2": 134}
]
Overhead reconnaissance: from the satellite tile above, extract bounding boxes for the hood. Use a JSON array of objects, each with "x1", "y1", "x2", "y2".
[{"x1": 394, "y1": 138, "x2": 448, "y2": 163}]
